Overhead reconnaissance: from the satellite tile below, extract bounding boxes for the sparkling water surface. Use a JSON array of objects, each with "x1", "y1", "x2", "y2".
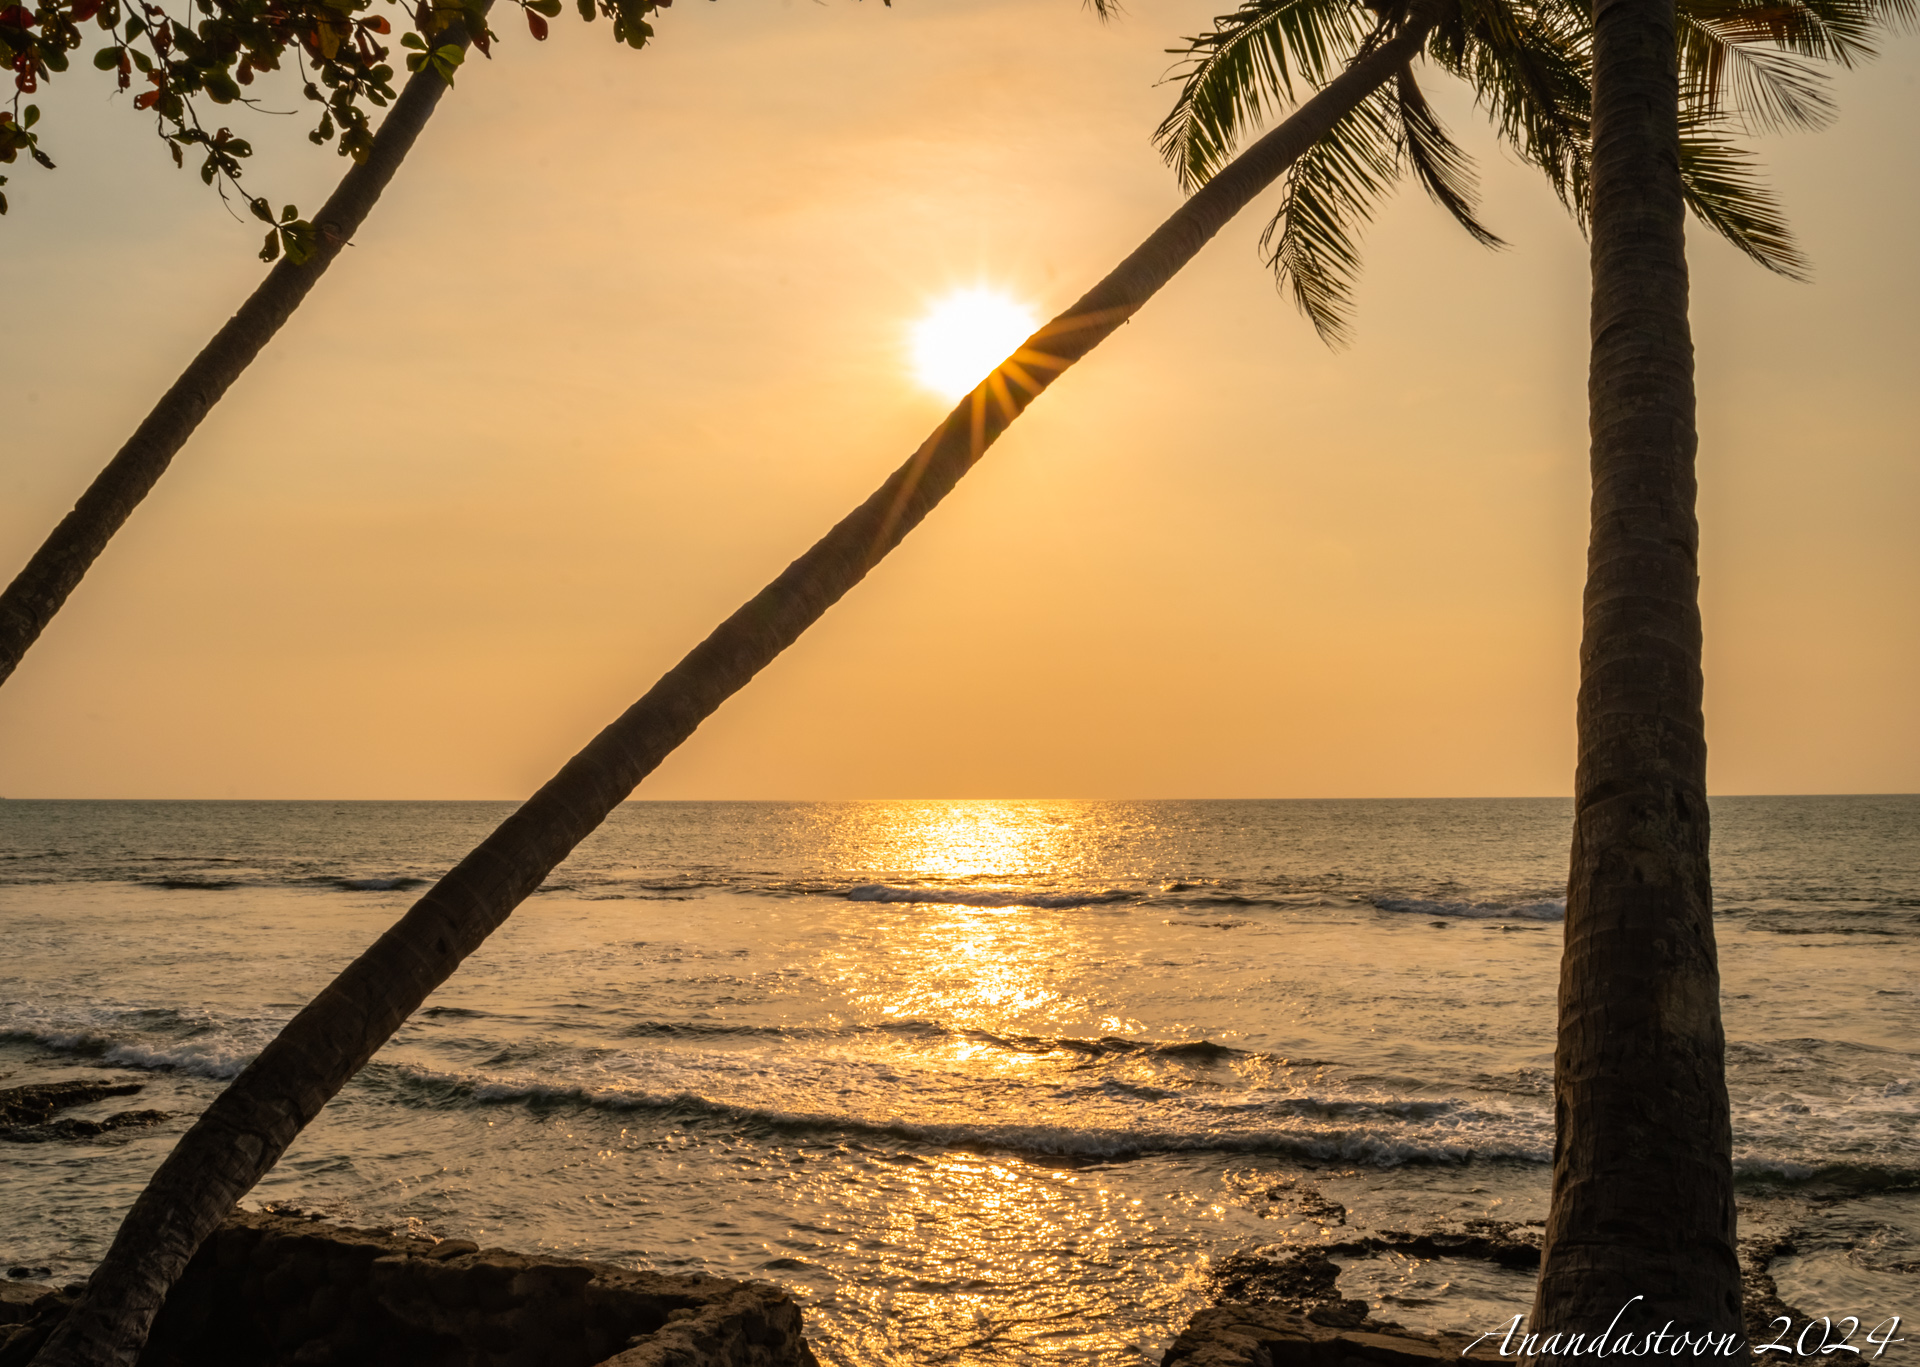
[{"x1": 1, "y1": 797, "x2": 1915, "y2": 1363}]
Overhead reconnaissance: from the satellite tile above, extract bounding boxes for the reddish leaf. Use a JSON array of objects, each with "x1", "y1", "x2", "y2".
[
  {"x1": 525, "y1": 9, "x2": 546, "y2": 38},
  {"x1": 132, "y1": 88, "x2": 158, "y2": 107},
  {"x1": 69, "y1": 0, "x2": 103, "y2": 21},
  {"x1": 363, "y1": 13, "x2": 389, "y2": 31}
]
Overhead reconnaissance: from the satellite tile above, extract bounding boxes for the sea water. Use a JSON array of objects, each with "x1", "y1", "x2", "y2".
[{"x1": 0, "y1": 797, "x2": 1914, "y2": 1363}]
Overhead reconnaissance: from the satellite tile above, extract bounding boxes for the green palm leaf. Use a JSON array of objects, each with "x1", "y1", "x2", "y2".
[
  {"x1": 1680, "y1": 13, "x2": 1837, "y2": 130},
  {"x1": 1397, "y1": 67, "x2": 1506, "y2": 247},
  {"x1": 1261, "y1": 86, "x2": 1404, "y2": 344},
  {"x1": 1441, "y1": 0, "x2": 1592, "y2": 216},
  {"x1": 1155, "y1": 0, "x2": 1375, "y2": 191},
  {"x1": 1679, "y1": 111, "x2": 1809, "y2": 276}
]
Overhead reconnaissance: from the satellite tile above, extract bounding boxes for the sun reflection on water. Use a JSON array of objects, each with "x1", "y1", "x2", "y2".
[
  {"x1": 843, "y1": 799, "x2": 1093, "y2": 885},
  {"x1": 812, "y1": 802, "x2": 1137, "y2": 1037},
  {"x1": 809, "y1": 1146, "x2": 1214, "y2": 1364}
]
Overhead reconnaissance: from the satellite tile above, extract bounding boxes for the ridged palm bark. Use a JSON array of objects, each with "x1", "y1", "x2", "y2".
[
  {"x1": 0, "y1": 27, "x2": 479, "y2": 690},
  {"x1": 28, "y1": 14, "x2": 1443, "y2": 1367},
  {"x1": 1528, "y1": 0, "x2": 1741, "y2": 1349},
  {"x1": 1162, "y1": 0, "x2": 1901, "y2": 1349}
]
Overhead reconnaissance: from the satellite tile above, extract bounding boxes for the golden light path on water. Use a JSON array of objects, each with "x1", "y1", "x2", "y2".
[
  {"x1": 789, "y1": 801, "x2": 1224, "y2": 1360},
  {"x1": 817, "y1": 801, "x2": 1131, "y2": 1035},
  {"x1": 10, "y1": 799, "x2": 1909, "y2": 1363}
]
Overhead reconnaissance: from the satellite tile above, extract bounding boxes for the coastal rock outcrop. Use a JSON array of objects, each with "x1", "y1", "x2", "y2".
[
  {"x1": 1162, "y1": 1304, "x2": 1500, "y2": 1367},
  {"x1": 0, "y1": 1081, "x2": 169, "y2": 1144},
  {"x1": 0, "y1": 1209, "x2": 819, "y2": 1367},
  {"x1": 1166, "y1": 1190, "x2": 1829, "y2": 1367}
]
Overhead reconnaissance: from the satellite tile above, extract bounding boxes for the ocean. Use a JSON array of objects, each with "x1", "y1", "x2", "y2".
[{"x1": 1, "y1": 797, "x2": 1914, "y2": 1363}]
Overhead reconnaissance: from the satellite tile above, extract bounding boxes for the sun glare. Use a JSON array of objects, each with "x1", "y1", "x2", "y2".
[{"x1": 910, "y1": 289, "x2": 1040, "y2": 400}]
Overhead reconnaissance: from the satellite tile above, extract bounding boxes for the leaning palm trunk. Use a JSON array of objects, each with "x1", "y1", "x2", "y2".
[
  {"x1": 30, "y1": 15, "x2": 1440, "y2": 1366},
  {"x1": 1528, "y1": 0, "x2": 1741, "y2": 1351},
  {"x1": 0, "y1": 31, "x2": 477, "y2": 691}
]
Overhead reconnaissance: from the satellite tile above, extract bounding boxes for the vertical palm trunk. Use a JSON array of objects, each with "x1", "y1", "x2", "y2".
[
  {"x1": 0, "y1": 32, "x2": 476, "y2": 690},
  {"x1": 1530, "y1": 0, "x2": 1742, "y2": 1351},
  {"x1": 29, "y1": 18, "x2": 1440, "y2": 1366}
]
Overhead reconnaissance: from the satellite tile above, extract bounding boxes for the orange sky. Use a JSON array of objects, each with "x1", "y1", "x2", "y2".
[{"x1": 2, "y1": 1, "x2": 1915, "y2": 799}]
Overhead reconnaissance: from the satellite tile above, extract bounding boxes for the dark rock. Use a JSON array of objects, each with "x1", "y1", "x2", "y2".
[
  {"x1": 1213, "y1": 1248, "x2": 1343, "y2": 1307},
  {"x1": 0, "y1": 1080, "x2": 146, "y2": 1137},
  {"x1": 1174, "y1": 1210, "x2": 1814, "y2": 1367},
  {"x1": 1, "y1": 1108, "x2": 172, "y2": 1144},
  {"x1": 0, "y1": 1282, "x2": 83, "y2": 1366},
  {"x1": 1307, "y1": 1301, "x2": 1372, "y2": 1330},
  {"x1": 1161, "y1": 1305, "x2": 1496, "y2": 1367},
  {"x1": 1739, "y1": 1229, "x2": 1816, "y2": 1353},
  {"x1": 0, "y1": 1211, "x2": 817, "y2": 1367},
  {"x1": 0, "y1": 1283, "x2": 57, "y2": 1327}
]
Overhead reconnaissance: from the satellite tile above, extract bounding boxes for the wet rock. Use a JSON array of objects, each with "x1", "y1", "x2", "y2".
[
  {"x1": 1177, "y1": 1210, "x2": 1818, "y2": 1366},
  {"x1": 0, "y1": 1283, "x2": 57, "y2": 1327},
  {"x1": 1, "y1": 1108, "x2": 172, "y2": 1144},
  {"x1": 1161, "y1": 1304, "x2": 1496, "y2": 1367},
  {"x1": 1212, "y1": 1248, "x2": 1343, "y2": 1307},
  {"x1": 0, "y1": 1080, "x2": 145, "y2": 1133},
  {"x1": 0, "y1": 1210, "x2": 818, "y2": 1367},
  {"x1": 1739, "y1": 1229, "x2": 1818, "y2": 1353},
  {"x1": 0, "y1": 1282, "x2": 82, "y2": 1365},
  {"x1": 1306, "y1": 1300, "x2": 1372, "y2": 1330}
]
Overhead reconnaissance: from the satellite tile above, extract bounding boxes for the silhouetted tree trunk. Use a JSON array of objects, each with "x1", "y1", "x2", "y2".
[
  {"x1": 0, "y1": 37, "x2": 474, "y2": 690},
  {"x1": 28, "y1": 15, "x2": 1443, "y2": 1365},
  {"x1": 1529, "y1": 0, "x2": 1743, "y2": 1351}
]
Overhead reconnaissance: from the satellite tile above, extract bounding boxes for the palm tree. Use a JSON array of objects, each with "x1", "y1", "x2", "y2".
[
  {"x1": 1168, "y1": 0, "x2": 1910, "y2": 1345},
  {"x1": 1530, "y1": 0, "x2": 1912, "y2": 1349},
  {"x1": 1151, "y1": 0, "x2": 1888, "y2": 345},
  {"x1": 25, "y1": 9, "x2": 1576, "y2": 1362},
  {"x1": 1165, "y1": 0, "x2": 1906, "y2": 1349},
  {"x1": 0, "y1": 17, "x2": 483, "y2": 691},
  {"x1": 25, "y1": 1, "x2": 1859, "y2": 1361}
]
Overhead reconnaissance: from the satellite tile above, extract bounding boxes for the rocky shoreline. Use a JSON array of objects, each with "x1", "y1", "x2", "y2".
[
  {"x1": 0, "y1": 1210, "x2": 819, "y2": 1367},
  {"x1": 0, "y1": 1081, "x2": 170, "y2": 1145},
  {"x1": 1164, "y1": 1175, "x2": 1831, "y2": 1367},
  {"x1": 0, "y1": 1085, "x2": 1835, "y2": 1367}
]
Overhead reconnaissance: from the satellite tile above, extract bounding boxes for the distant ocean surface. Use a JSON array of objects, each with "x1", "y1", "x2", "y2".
[{"x1": 1, "y1": 797, "x2": 1915, "y2": 1363}]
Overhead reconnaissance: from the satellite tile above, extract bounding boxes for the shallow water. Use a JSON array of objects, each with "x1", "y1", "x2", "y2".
[{"x1": 1, "y1": 797, "x2": 1914, "y2": 1363}]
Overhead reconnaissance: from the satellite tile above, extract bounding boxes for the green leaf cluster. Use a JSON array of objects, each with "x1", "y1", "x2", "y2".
[
  {"x1": 1157, "y1": 0, "x2": 1915, "y2": 343},
  {"x1": 1, "y1": 0, "x2": 685, "y2": 239},
  {"x1": 0, "y1": 100, "x2": 49, "y2": 212}
]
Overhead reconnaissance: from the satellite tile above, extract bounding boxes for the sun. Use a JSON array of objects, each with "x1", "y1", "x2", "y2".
[{"x1": 909, "y1": 288, "x2": 1040, "y2": 401}]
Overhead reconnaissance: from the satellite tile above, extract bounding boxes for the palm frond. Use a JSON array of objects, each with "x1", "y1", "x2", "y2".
[
  {"x1": 1680, "y1": 12, "x2": 1837, "y2": 130},
  {"x1": 1155, "y1": 0, "x2": 1374, "y2": 191},
  {"x1": 1260, "y1": 87, "x2": 1404, "y2": 345},
  {"x1": 1396, "y1": 66, "x2": 1506, "y2": 246},
  {"x1": 1441, "y1": 0, "x2": 1593, "y2": 223},
  {"x1": 1678, "y1": 112, "x2": 1809, "y2": 278},
  {"x1": 1680, "y1": 0, "x2": 1895, "y2": 65}
]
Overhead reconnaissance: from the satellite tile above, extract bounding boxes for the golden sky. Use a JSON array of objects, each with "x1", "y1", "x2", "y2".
[{"x1": 1, "y1": 0, "x2": 1914, "y2": 799}]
